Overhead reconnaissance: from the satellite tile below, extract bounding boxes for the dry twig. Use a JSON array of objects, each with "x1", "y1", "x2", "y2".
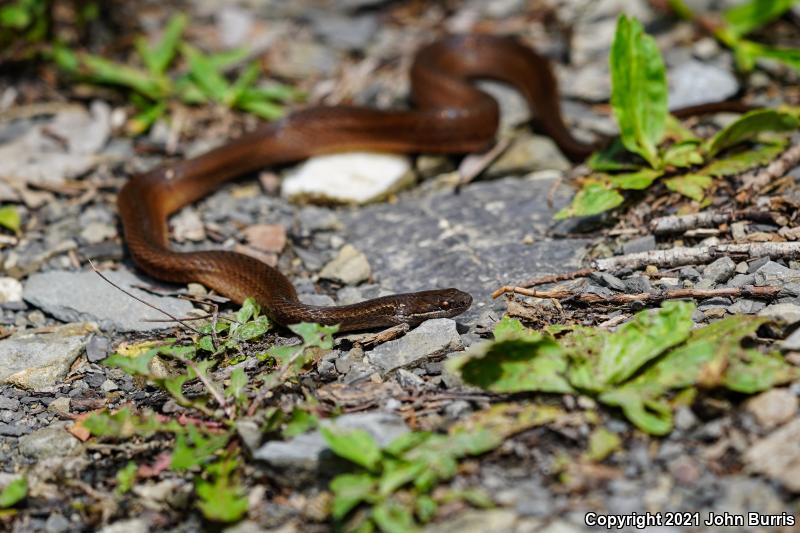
[
  {"x1": 494, "y1": 285, "x2": 780, "y2": 304},
  {"x1": 592, "y1": 242, "x2": 800, "y2": 271},
  {"x1": 649, "y1": 210, "x2": 782, "y2": 235}
]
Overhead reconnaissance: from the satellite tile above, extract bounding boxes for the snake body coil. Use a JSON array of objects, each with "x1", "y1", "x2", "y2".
[{"x1": 117, "y1": 34, "x2": 600, "y2": 331}]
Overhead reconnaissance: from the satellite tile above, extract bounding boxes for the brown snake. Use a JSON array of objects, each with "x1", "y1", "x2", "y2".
[{"x1": 118, "y1": 34, "x2": 746, "y2": 332}]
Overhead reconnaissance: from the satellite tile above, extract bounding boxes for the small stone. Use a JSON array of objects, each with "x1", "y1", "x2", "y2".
[
  {"x1": 622, "y1": 235, "x2": 656, "y2": 255},
  {"x1": 0, "y1": 277, "x2": 23, "y2": 303},
  {"x1": 311, "y1": 13, "x2": 378, "y2": 50},
  {"x1": 0, "y1": 396, "x2": 20, "y2": 410},
  {"x1": 299, "y1": 293, "x2": 336, "y2": 307},
  {"x1": 319, "y1": 244, "x2": 371, "y2": 285},
  {"x1": 731, "y1": 222, "x2": 748, "y2": 241},
  {"x1": 679, "y1": 266, "x2": 701, "y2": 281},
  {"x1": 488, "y1": 133, "x2": 570, "y2": 175},
  {"x1": 781, "y1": 327, "x2": 800, "y2": 351},
  {"x1": 79, "y1": 222, "x2": 116, "y2": 244},
  {"x1": 367, "y1": 318, "x2": 463, "y2": 374},
  {"x1": 727, "y1": 298, "x2": 765, "y2": 314},
  {"x1": 100, "y1": 379, "x2": 118, "y2": 392},
  {"x1": 98, "y1": 519, "x2": 149, "y2": 533},
  {"x1": 669, "y1": 455, "x2": 701, "y2": 486},
  {"x1": 624, "y1": 276, "x2": 651, "y2": 293},
  {"x1": 283, "y1": 152, "x2": 414, "y2": 205},
  {"x1": 243, "y1": 224, "x2": 286, "y2": 253},
  {"x1": 44, "y1": 512, "x2": 70, "y2": 533},
  {"x1": 416, "y1": 155, "x2": 453, "y2": 178},
  {"x1": 746, "y1": 388, "x2": 798, "y2": 429},
  {"x1": 758, "y1": 303, "x2": 800, "y2": 326},
  {"x1": 754, "y1": 261, "x2": 800, "y2": 285},
  {"x1": 254, "y1": 411, "x2": 408, "y2": 486},
  {"x1": 171, "y1": 207, "x2": 206, "y2": 242},
  {"x1": 735, "y1": 261, "x2": 749, "y2": 274},
  {"x1": 395, "y1": 368, "x2": 426, "y2": 388},
  {"x1": 48, "y1": 396, "x2": 71, "y2": 416},
  {"x1": 703, "y1": 256, "x2": 736, "y2": 283},
  {"x1": 746, "y1": 418, "x2": 800, "y2": 492},
  {"x1": 728, "y1": 273, "x2": 755, "y2": 288},
  {"x1": 86, "y1": 335, "x2": 109, "y2": 363},
  {"x1": 589, "y1": 272, "x2": 626, "y2": 291},
  {"x1": 18, "y1": 423, "x2": 81, "y2": 459}
]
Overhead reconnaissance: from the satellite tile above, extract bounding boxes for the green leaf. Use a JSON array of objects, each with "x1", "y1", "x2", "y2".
[
  {"x1": 724, "y1": 349, "x2": 797, "y2": 393},
  {"x1": 702, "y1": 141, "x2": 786, "y2": 176},
  {"x1": 584, "y1": 427, "x2": 622, "y2": 462},
  {"x1": 171, "y1": 425, "x2": 230, "y2": 471},
  {"x1": 610, "y1": 15, "x2": 668, "y2": 167},
  {"x1": 664, "y1": 174, "x2": 713, "y2": 201},
  {"x1": 226, "y1": 368, "x2": 248, "y2": 404},
  {"x1": 0, "y1": 477, "x2": 27, "y2": 508},
  {"x1": 493, "y1": 316, "x2": 541, "y2": 342},
  {"x1": 705, "y1": 109, "x2": 799, "y2": 157},
  {"x1": 226, "y1": 62, "x2": 261, "y2": 106},
  {"x1": 282, "y1": 408, "x2": 318, "y2": 438},
  {"x1": 127, "y1": 101, "x2": 166, "y2": 135},
  {"x1": 241, "y1": 84, "x2": 304, "y2": 103},
  {"x1": 115, "y1": 462, "x2": 138, "y2": 495},
  {"x1": 372, "y1": 501, "x2": 419, "y2": 533},
  {"x1": 322, "y1": 427, "x2": 382, "y2": 471},
  {"x1": 567, "y1": 301, "x2": 695, "y2": 391},
  {"x1": 104, "y1": 351, "x2": 158, "y2": 376},
  {"x1": 0, "y1": 205, "x2": 21, "y2": 234},
  {"x1": 662, "y1": 141, "x2": 704, "y2": 168},
  {"x1": 723, "y1": 0, "x2": 799, "y2": 39},
  {"x1": 183, "y1": 44, "x2": 230, "y2": 102},
  {"x1": 236, "y1": 315, "x2": 270, "y2": 341},
  {"x1": 555, "y1": 183, "x2": 624, "y2": 219},
  {"x1": 586, "y1": 139, "x2": 643, "y2": 172},
  {"x1": 79, "y1": 54, "x2": 169, "y2": 100},
  {"x1": 330, "y1": 473, "x2": 377, "y2": 520},
  {"x1": 238, "y1": 98, "x2": 286, "y2": 120},
  {"x1": 752, "y1": 42, "x2": 800, "y2": 71},
  {"x1": 0, "y1": 5, "x2": 30, "y2": 29},
  {"x1": 195, "y1": 457, "x2": 248, "y2": 523},
  {"x1": 137, "y1": 14, "x2": 186, "y2": 75},
  {"x1": 290, "y1": 322, "x2": 337, "y2": 349},
  {"x1": 607, "y1": 168, "x2": 663, "y2": 190},
  {"x1": 236, "y1": 297, "x2": 260, "y2": 324},
  {"x1": 450, "y1": 335, "x2": 574, "y2": 394}
]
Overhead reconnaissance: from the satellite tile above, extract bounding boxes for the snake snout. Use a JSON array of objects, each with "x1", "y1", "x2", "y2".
[{"x1": 401, "y1": 288, "x2": 472, "y2": 323}]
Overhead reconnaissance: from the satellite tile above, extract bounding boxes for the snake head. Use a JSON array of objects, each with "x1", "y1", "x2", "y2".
[{"x1": 395, "y1": 288, "x2": 472, "y2": 325}]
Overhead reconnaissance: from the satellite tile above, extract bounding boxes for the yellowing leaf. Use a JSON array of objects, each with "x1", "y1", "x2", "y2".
[
  {"x1": 0, "y1": 205, "x2": 21, "y2": 234},
  {"x1": 664, "y1": 174, "x2": 713, "y2": 201}
]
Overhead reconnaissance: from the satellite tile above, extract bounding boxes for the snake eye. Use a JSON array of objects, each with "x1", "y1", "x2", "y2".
[{"x1": 441, "y1": 300, "x2": 450, "y2": 308}]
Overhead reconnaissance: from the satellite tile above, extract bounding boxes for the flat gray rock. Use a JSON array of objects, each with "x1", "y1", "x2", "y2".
[
  {"x1": 702, "y1": 256, "x2": 736, "y2": 284},
  {"x1": 746, "y1": 418, "x2": 800, "y2": 492},
  {"x1": 18, "y1": 423, "x2": 81, "y2": 459},
  {"x1": 341, "y1": 175, "x2": 591, "y2": 325},
  {"x1": 668, "y1": 60, "x2": 739, "y2": 109},
  {"x1": 24, "y1": 269, "x2": 195, "y2": 332},
  {"x1": 0, "y1": 323, "x2": 94, "y2": 391},
  {"x1": 254, "y1": 411, "x2": 408, "y2": 487},
  {"x1": 754, "y1": 261, "x2": 800, "y2": 286},
  {"x1": 367, "y1": 318, "x2": 463, "y2": 373}
]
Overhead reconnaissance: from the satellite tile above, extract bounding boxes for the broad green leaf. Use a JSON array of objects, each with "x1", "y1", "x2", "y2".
[
  {"x1": 235, "y1": 297, "x2": 260, "y2": 324},
  {"x1": 322, "y1": 427, "x2": 382, "y2": 471},
  {"x1": 0, "y1": 477, "x2": 27, "y2": 508},
  {"x1": 724, "y1": 349, "x2": 797, "y2": 393},
  {"x1": 610, "y1": 15, "x2": 668, "y2": 167},
  {"x1": 330, "y1": 473, "x2": 377, "y2": 520},
  {"x1": 723, "y1": 0, "x2": 799, "y2": 39},
  {"x1": 236, "y1": 315, "x2": 270, "y2": 341},
  {"x1": 493, "y1": 316, "x2": 540, "y2": 342},
  {"x1": 554, "y1": 183, "x2": 624, "y2": 219},
  {"x1": 290, "y1": 322, "x2": 337, "y2": 349},
  {"x1": 450, "y1": 335, "x2": 573, "y2": 394},
  {"x1": 702, "y1": 141, "x2": 786, "y2": 176},
  {"x1": 663, "y1": 141, "x2": 704, "y2": 168},
  {"x1": 378, "y1": 460, "x2": 427, "y2": 496},
  {"x1": 664, "y1": 174, "x2": 713, "y2": 201},
  {"x1": 705, "y1": 109, "x2": 799, "y2": 157},
  {"x1": 415, "y1": 495, "x2": 438, "y2": 522},
  {"x1": 0, "y1": 205, "x2": 21, "y2": 234},
  {"x1": 586, "y1": 139, "x2": 642, "y2": 172},
  {"x1": 568, "y1": 301, "x2": 695, "y2": 391},
  {"x1": 607, "y1": 168, "x2": 663, "y2": 190},
  {"x1": 372, "y1": 501, "x2": 419, "y2": 533}
]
